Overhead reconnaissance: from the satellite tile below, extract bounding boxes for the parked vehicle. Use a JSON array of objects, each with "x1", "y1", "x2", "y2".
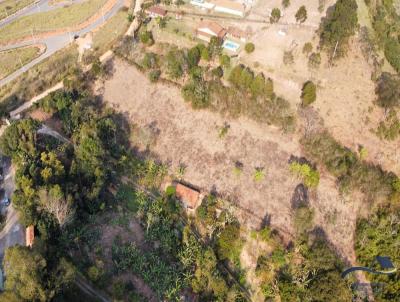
[{"x1": 2, "y1": 196, "x2": 9, "y2": 207}]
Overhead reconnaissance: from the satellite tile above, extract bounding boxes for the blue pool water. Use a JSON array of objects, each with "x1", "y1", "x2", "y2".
[{"x1": 223, "y1": 40, "x2": 240, "y2": 51}]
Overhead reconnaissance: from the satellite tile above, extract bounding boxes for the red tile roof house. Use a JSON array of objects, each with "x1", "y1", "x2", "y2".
[
  {"x1": 227, "y1": 26, "x2": 248, "y2": 42},
  {"x1": 145, "y1": 6, "x2": 167, "y2": 18},
  {"x1": 195, "y1": 21, "x2": 227, "y2": 42},
  {"x1": 175, "y1": 183, "x2": 203, "y2": 213}
]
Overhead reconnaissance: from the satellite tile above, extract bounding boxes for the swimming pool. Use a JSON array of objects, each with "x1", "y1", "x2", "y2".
[{"x1": 223, "y1": 40, "x2": 240, "y2": 52}]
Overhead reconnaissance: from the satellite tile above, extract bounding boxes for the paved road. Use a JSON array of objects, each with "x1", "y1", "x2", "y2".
[
  {"x1": 0, "y1": 0, "x2": 126, "y2": 88},
  {"x1": 0, "y1": 158, "x2": 24, "y2": 261}
]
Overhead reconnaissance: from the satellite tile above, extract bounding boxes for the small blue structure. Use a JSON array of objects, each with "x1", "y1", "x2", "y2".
[{"x1": 223, "y1": 40, "x2": 240, "y2": 52}]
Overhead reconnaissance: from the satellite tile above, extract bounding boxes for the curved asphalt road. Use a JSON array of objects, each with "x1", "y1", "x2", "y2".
[{"x1": 0, "y1": 0, "x2": 126, "y2": 87}]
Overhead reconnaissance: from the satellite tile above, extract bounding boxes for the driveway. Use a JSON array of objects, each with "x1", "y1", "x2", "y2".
[{"x1": 0, "y1": 0, "x2": 126, "y2": 87}]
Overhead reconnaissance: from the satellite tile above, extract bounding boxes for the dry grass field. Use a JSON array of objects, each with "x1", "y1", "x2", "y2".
[
  {"x1": 0, "y1": 45, "x2": 43, "y2": 79},
  {"x1": 0, "y1": 0, "x2": 35, "y2": 21},
  {"x1": 99, "y1": 58, "x2": 367, "y2": 265}
]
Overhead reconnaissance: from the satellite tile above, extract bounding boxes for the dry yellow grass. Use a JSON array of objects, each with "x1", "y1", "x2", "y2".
[
  {"x1": 0, "y1": 0, "x2": 107, "y2": 43},
  {"x1": 0, "y1": 0, "x2": 35, "y2": 21},
  {"x1": 0, "y1": 46, "x2": 42, "y2": 79}
]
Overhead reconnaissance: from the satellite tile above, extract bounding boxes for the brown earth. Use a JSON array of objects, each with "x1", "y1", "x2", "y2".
[{"x1": 99, "y1": 58, "x2": 367, "y2": 266}]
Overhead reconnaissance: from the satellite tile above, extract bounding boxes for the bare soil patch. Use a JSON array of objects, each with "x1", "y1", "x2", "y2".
[{"x1": 99, "y1": 58, "x2": 366, "y2": 264}]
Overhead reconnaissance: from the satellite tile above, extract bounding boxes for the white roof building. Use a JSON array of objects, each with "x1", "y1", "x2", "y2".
[{"x1": 212, "y1": 0, "x2": 245, "y2": 17}]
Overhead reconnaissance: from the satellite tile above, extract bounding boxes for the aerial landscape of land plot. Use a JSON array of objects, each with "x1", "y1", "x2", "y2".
[{"x1": 0, "y1": 0, "x2": 398, "y2": 301}]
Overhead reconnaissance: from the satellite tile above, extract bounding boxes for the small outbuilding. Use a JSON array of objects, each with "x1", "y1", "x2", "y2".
[
  {"x1": 145, "y1": 6, "x2": 167, "y2": 18},
  {"x1": 175, "y1": 183, "x2": 201, "y2": 212}
]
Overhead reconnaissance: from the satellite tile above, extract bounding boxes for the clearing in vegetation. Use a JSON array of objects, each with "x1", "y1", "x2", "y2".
[
  {"x1": 0, "y1": 45, "x2": 43, "y2": 79},
  {"x1": 0, "y1": 0, "x2": 108, "y2": 44}
]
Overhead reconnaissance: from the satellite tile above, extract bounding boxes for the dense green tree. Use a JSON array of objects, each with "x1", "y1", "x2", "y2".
[
  {"x1": 2, "y1": 246, "x2": 74, "y2": 302},
  {"x1": 219, "y1": 54, "x2": 231, "y2": 68},
  {"x1": 301, "y1": 81, "x2": 317, "y2": 106},
  {"x1": 282, "y1": 0, "x2": 290, "y2": 8},
  {"x1": 319, "y1": 0, "x2": 358, "y2": 56},
  {"x1": 244, "y1": 42, "x2": 255, "y2": 53},
  {"x1": 166, "y1": 49, "x2": 187, "y2": 79},
  {"x1": 376, "y1": 72, "x2": 400, "y2": 109},
  {"x1": 270, "y1": 8, "x2": 281, "y2": 23},
  {"x1": 187, "y1": 46, "x2": 201, "y2": 68},
  {"x1": 0, "y1": 118, "x2": 39, "y2": 159},
  {"x1": 295, "y1": 6, "x2": 307, "y2": 23}
]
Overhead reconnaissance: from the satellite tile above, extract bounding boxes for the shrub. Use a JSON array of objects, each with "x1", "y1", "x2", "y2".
[
  {"x1": 87, "y1": 266, "x2": 101, "y2": 282},
  {"x1": 182, "y1": 80, "x2": 210, "y2": 109},
  {"x1": 254, "y1": 168, "x2": 265, "y2": 182},
  {"x1": 141, "y1": 52, "x2": 158, "y2": 70},
  {"x1": 139, "y1": 31, "x2": 154, "y2": 45},
  {"x1": 301, "y1": 81, "x2": 317, "y2": 106},
  {"x1": 302, "y1": 42, "x2": 313, "y2": 55},
  {"x1": 308, "y1": 52, "x2": 321, "y2": 69},
  {"x1": 375, "y1": 72, "x2": 400, "y2": 109},
  {"x1": 376, "y1": 110, "x2": 400, "y2": 141},
  {"x1": 217, "y1": 224, "x2": 242, "y2": 262},
  {"x1": 270, "y1": 8, "x2": 281, "y2": 23},
  {"x1": 148, "y1": 69, "x2": 161, "y2": 82},
  {"x1": 282, "y1": 0, "x2": 290, "y2": 8},
  {"x1": 289, "y1": 161, "x2": 320, "y2": 188},
  {"x1": 283, "y1": 50, "x2": 294, "y2": 65},
  {"x1": 219, "y1": 54, "x2": 231, "y2": 68},
  {"x1": 244, "y1": 42, "x2": 255, "y2": 53}
]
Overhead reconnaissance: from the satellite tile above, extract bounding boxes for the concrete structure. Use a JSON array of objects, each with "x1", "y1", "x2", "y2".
[
  {"x1": 212, "y1": 0, "x2": 245, "y2": 17},
  {"x1": 145, "y1": 6, "x2": 167, "y2": 18},
  {"x1": 195, "y1": 21, "x2": 227, "y2": 42}
]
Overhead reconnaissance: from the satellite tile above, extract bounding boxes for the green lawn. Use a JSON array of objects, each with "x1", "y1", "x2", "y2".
[
  {"x1": 0, "y1": 46, "x2": 42, "y2": 79},
  {"x1": 0, "y1": 0, "x2": 107, "y2": 43},
  {"x1": 0, "y1": 0, "x2": 36, "y2": 21}
]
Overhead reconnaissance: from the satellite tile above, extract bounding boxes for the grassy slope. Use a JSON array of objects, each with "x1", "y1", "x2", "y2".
[
  {"x1": 89, "y1": 9, "x2": 129, "y2": 56},
  {"x1": 0, "y1": 46, "x2": 41, "y2": 79},
  {"x1": 0, "y1": 45, "x2": 78, "y2": 109},
  {"x1": 0, "y1": 0, "x2": 107, "y2": 43},
  {"x1": 0, "y1": 0, "x2": 35, "y2": 21}
]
